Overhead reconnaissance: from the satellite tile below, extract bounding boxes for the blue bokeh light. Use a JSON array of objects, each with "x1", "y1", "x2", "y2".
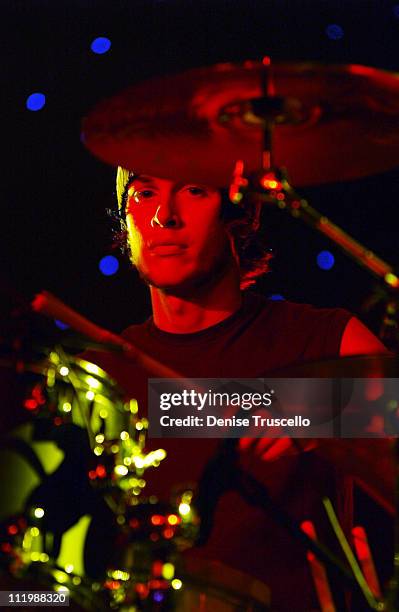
[
  {"x1": 91, "y1": 37, "x2": 111, "y2": 54},
  {"x1": 326, "y1": 24, "x2": 344, "y2": 40},
  {"x1": 26, "y1": 93, "x2": 46, "y2": 111},
  {"x1": 55, "y1": 319, "x2": 70, "y2": 330},
  {"x1": 153, "y1": 592, "x2": 164, "y2": 603},
  {"x1": 99, "y1": 255, "x2": 119, "y2": 276},
  {"x1": 317, "y1": 250, "x2": 335, "y2": 270},
  {"x1": 393, "y1": 5, "x2": 399, "y2": 18},
  {"x1": 269, "y1": 294, "x2": 285, "y2": 301}
]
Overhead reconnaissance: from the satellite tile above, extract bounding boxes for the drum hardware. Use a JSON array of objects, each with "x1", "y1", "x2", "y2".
[
  {"x1": 0, "y1": 342, "x2": 202, "y2": 609},
  {"x1": 228, "y1": 162, "x2": 399, "y2": 350},
  {"x1": 1, "y1": 292, "x2": 204, "y2": 609}
]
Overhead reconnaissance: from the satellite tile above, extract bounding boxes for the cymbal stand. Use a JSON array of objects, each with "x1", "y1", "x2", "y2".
[{"x1": 228, "y1": 99, "x2": 399, "y2": 350}]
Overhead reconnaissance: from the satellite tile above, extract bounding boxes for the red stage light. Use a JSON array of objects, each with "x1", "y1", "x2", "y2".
[
  {"x1": 152, "y1": 561, "x2": 163, "y2": 577},
  {"x1": 260, "y1": 174, "x2": 282, "y2": 191},
  {"x1": 163, "y1": 528, "x2": 174, "y2": 539}
]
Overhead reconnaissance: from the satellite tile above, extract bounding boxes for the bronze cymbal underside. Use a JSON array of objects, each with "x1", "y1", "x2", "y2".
[{"x1": 82, "y1": 61, "x2": 399, "y2": 187}]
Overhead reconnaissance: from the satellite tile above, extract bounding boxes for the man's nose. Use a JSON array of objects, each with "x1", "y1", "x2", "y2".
[{"x1": 151, "y1": 196, "x2": 180, "y2": 228}]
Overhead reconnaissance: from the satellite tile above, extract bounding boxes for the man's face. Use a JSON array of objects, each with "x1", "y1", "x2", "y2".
[{"x1": 125, "y1": 175, "x2": 236, "y2": 291}]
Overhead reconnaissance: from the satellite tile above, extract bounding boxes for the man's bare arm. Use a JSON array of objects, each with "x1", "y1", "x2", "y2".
[{"x1": 340, "y1": 316, "x2": 389, "y2": 356}]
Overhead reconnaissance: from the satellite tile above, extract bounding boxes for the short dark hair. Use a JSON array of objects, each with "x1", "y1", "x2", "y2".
[{"x1": 115, "y1": 167, "x2": 272, "y2": 289}]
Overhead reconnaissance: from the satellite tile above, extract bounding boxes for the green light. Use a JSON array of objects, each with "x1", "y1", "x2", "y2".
[
  {"x1": 129, "y1": 399, "x2": 138, "y2": 414},
  {"x1": 114, "y1": 465, "x2": 128, "y2": 476},
  {"x1": 112, "y1": 570, "x2": 130, "y2": 581},
  {"x1": 178, "y1": 502, "x2": 191, "y2": 516},
  {"x1": 85, "y1": 363, "x2": 101, "y2": 376},
  {"x1": 385, "y1": 272, "x2": 399, "y2": 288},
  {"x1": 387, "y1": 400, "x2": 398, "y2": 411},
  {"x1": 53, "y1": 570, "x2": 68, "y2": 584},
  {"x1": 85, "y1": 376, "x2": 101, "y2": 390},
  {"x1": 34, "y1": 507, "x2": 45, "y2": 519},
  {"x1": 50, "y1": 352, "x2": 60, "y2": 364},
  {"x1": 47, "y1": 369, "x2": 56, "y2": 387},
  {"x1": 162, "y1": 563, "x2": 175, "y2": 580}
]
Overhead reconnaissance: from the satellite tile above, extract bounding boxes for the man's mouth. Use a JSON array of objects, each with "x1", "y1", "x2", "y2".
[{"x1": 149, "y1": 242, "x2": 188, "y2": 256}]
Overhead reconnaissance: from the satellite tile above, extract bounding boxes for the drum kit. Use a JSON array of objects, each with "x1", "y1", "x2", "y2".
[{"x1": 2, "y1": 58, "x2": 399, "y2": 610}]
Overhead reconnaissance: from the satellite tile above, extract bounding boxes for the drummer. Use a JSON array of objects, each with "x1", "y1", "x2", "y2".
[{"x1": 79, "y1": 167, "x2": 389, "y2": 611}]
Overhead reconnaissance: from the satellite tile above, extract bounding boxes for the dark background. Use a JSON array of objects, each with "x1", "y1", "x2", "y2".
[
  {"x1": 0, "y1": 0, "x2": 398, "y2": 602},
  {"x1": 1, "y1": 0, "x2": 399, "y2": 336}
]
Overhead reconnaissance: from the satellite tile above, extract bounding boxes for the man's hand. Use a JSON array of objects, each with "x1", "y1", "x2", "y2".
[
  {"x1": 237, "y1": 436, "x2": 319, "y2": 498},
  {"x1": 238, "y1": 436, "x2": 317, "y2": 462}
]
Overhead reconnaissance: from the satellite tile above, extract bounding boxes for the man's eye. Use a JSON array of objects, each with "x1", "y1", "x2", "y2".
[
  {"x1": 185, "y1": 186, "x2": 207, "y2": 197},
  {"x1": 131, "y1": 189, "x2": 156, "y2": 202}
]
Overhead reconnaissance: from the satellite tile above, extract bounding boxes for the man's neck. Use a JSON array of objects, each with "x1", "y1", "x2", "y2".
[{"x1": 149, "y1": 269, "x2": 242, "y2": 334}]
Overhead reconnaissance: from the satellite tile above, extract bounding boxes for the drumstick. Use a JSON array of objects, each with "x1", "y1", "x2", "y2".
[
  {"x1": 301, "y1": 520, "x2": 336, "y2": 612},
  {"x1": 352, "y1": 526, "x2": 382, "y2": 598},
  {"x1": 323, "y1": 497, "x2": 381, "y2": 610},
  {"x1": 32, "y1": 290, "x2": 182, "y2": 379}
]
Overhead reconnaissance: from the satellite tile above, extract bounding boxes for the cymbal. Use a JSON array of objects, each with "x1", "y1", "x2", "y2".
[
  {"x1": 81, "y1": 61, "x2": 399, "y2": 187},
  {"x1": 268, "y1": 353, "x2": 399, "y2": 377}
]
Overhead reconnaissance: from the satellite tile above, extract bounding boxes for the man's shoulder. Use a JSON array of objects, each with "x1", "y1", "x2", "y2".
[
  {"x1": 247, "y1": 292, "x2": 352, "y2": 326},
  {"x1": 245, "y1": 293, "x2": 354, "y2": 364}
]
